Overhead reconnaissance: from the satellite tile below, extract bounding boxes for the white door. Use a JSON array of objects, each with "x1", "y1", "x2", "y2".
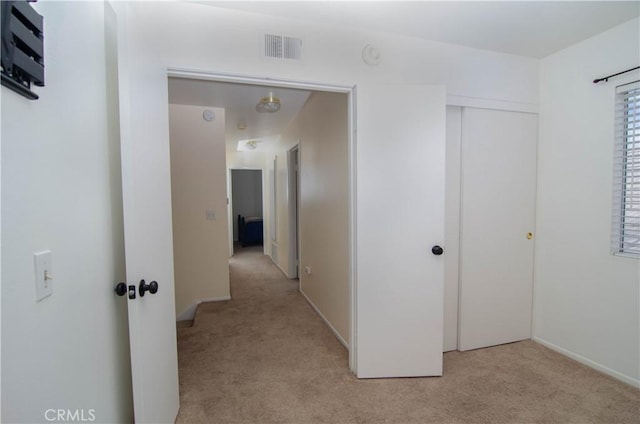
[
  {"x1": 458, "y1": 107, "x2": 538, "y2": 351},
  {"x1": 110, "y1": 4, "x2": 179, "y2": 421},
  {"x1": 120, "y1": 127, "x2": 180, "y2": 420},
  {"x1": 356, "y1": 84, "x2": 446, "y2": 377},
  {"x1": 117, "y1": 47, "x2": 180, "y2": 424},
  {"x1": 119, "y1": 116, "x2": 180, "y2": 421}
]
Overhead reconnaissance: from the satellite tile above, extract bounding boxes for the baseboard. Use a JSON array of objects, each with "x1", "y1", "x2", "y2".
[
  {"x1": 300, "y1": 289, "x2": 350, "y2": 351},
  {"x1": 176, "y1": 296, "x2": 231, "y2": 321},
  {"x1": 533, "y1": 337, "x2": 640, "y2": 388},
  {"x1": 268, "y1": 254, "x2": 295, "y2": 279},
  {"x1": 275, "y1": 262, "x2": 291, "y2": 278}
]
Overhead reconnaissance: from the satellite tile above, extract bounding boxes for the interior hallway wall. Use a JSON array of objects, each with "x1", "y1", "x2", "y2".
[
  {"x1": 535, "y1": 17, "x2": 640, "y2": 386},
  {"x1": 277, "y1": 92, "x2": 350, "y2": 344},
  {"x1": 169, "y1": 105, "x2": 230, "y2": 320},
  {"x1": 1, "y1": 2, "x2": 133, "y2": 422}
]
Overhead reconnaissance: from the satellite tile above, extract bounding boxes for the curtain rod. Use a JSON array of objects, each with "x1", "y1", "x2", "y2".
[{"x1": 593, "y1": 66, "x2": 640, "y2": 84}]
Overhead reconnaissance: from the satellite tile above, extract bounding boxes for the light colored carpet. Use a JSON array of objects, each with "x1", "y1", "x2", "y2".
[{"x1": 176, "y1": 246, "x2": 639, "y2": 423}]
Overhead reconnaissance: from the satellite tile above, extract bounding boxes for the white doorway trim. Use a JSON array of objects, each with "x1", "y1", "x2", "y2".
[{"x1": 168, "y1": 68, "x2": 358, "y2": 374}]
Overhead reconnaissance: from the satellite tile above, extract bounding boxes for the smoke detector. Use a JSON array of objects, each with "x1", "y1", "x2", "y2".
[{"x1": 362, "y1": 44, "x2": 381, "y2": 66}]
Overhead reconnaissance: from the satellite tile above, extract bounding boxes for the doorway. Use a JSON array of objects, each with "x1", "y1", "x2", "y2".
[
  {"x1": 166, "y1": 70, "x2": 356, "y2": 371},
  {"x1": 231, "y1": 169, "x2": 264, "y2": 251},
  {"x1": 123, "y1": 66, "x2": 454, "y2": 419}
]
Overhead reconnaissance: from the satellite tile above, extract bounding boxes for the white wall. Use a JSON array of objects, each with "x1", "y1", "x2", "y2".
[
  {"x1": 126, "y1": 1, "x2": 539, "y2": 104},
  {"x1": 227, "y1": 150, "x2": 269, "y2": 170},
  {"x1": 169, "y1": 104, "x2": 230, "y2": 319},
  {"x1": 535, "y1": 18, "x2": 640, "y2": 387},
  {"x1": 279, "y1": 92, "x2": 350, "y2": 344},
  {"x1": 1, "y1": 2, "x2": 133, "y2": 422}
]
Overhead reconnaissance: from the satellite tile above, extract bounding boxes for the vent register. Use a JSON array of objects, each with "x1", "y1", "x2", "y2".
[
  {"x1": 263, "y1": 34, "x2": 302, "y2": 60},
  {"x1": 1, "y1": 1, "x2": 45, "y2": 100}
]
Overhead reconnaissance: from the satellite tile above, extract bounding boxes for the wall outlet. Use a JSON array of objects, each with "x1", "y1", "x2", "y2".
[
  {"x1": 34, "y1": 250, "x2": 53, "y2": 302},
  {"x1": 305, "y1": 266, "x2": 312, "y2": 275},
  {"x1": 205, "y1": 209, "x2": 216, "y2": 220}
]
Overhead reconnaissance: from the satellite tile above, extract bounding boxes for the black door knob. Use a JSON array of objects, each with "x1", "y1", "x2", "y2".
[
  {"x1": 114, "y1": 282, "x2": 127, "y2": 296},
  {"x1": 139, "y1": 280, "x2": 159, "y2": 297},
  {"x1": 432, "y1": 245, "x2": 444, "y2": 256}
]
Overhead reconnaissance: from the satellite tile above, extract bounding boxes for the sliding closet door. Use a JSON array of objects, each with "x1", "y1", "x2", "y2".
[{"x1": 458, "y1": 107, "x2": 537, "y2": 351}]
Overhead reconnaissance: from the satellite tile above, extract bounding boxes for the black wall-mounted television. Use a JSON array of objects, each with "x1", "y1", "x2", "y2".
[{"x1": 1, "y1": 0, "x2": 44, "y2": 100}]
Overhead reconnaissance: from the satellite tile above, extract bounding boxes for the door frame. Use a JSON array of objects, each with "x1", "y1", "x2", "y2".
[
  {"x1": 167, "y1": 68, "x2": 358, "y2": 373},
  {"x1": 228, "y1": 167, "x2": 266, "y2": 257},
  {"x1": 287, "y1": 145, "x2": 300, "y2": 279}
]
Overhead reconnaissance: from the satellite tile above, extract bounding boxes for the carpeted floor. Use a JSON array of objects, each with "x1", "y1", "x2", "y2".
[{"x1": 175, "y1": 245, "x2": 639, "y2": 424}]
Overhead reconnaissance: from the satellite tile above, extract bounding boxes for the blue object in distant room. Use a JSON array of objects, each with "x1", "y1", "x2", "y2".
[{"x1": 238, "y1": 215, "x2": 263, "y2": 247}]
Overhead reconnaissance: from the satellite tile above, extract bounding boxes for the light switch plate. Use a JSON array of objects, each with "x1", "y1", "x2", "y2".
[
  {"x1": 205, "y1": 209, "x2": 216, "y2": 220},
  {"x1": 34, "y1": 250, "x2": 53, "y2": 302}
]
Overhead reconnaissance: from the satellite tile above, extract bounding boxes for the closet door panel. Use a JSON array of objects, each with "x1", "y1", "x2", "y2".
[{"x1": 458, "y1": 107, "x2": 537, "y2": 351}]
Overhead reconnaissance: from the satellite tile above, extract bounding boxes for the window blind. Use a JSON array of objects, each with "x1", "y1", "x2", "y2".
[{"x1": 612, "y1": 81, "x2": 640, "y2": 257}]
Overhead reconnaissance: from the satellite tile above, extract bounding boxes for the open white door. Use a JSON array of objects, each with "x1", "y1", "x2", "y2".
[
  {"x1": 119, "y1": 106, "x2": 180, "y2": 420},
  {"x1": 114, "y1": 5, "x2": 180, "y2": 421},
  {"x1": 119, "y1": 106, "x2": 180, "y2": 417},
  {"x1": 119, "y1": 104, "x2": 180, "y2": 417},
  {"x1": 356, "y1": 84, "x2": 446, "y2": 378}
]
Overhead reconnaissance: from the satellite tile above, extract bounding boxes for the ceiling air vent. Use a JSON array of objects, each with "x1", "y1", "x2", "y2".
[{"x1": 263, "y1": 34, "x2": 302, "y2": 60}]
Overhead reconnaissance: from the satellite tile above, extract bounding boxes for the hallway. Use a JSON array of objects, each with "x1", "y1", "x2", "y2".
[
  {"x1": 176, "y1": 245, "x2": 350, "y2": 423},
  {"x1": 175, "y1": 247, "x2": 639, "y2": 424}
]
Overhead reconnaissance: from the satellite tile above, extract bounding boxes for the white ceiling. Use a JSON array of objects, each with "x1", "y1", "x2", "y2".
[
  {"x1": 205, "y1": 1, "x2": 639, "y2": 58},
  {"x1": 168, "y1": 78, "x2": 310, "y2": 151}
]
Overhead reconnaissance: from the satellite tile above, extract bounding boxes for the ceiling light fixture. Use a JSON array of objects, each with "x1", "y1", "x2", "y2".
[
  {"x1": 256, "y1": 92, "x2": 281, "y2": 113},
  {"x1": 237, "y1": 139, "x2": 261, "y2": 152}
]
